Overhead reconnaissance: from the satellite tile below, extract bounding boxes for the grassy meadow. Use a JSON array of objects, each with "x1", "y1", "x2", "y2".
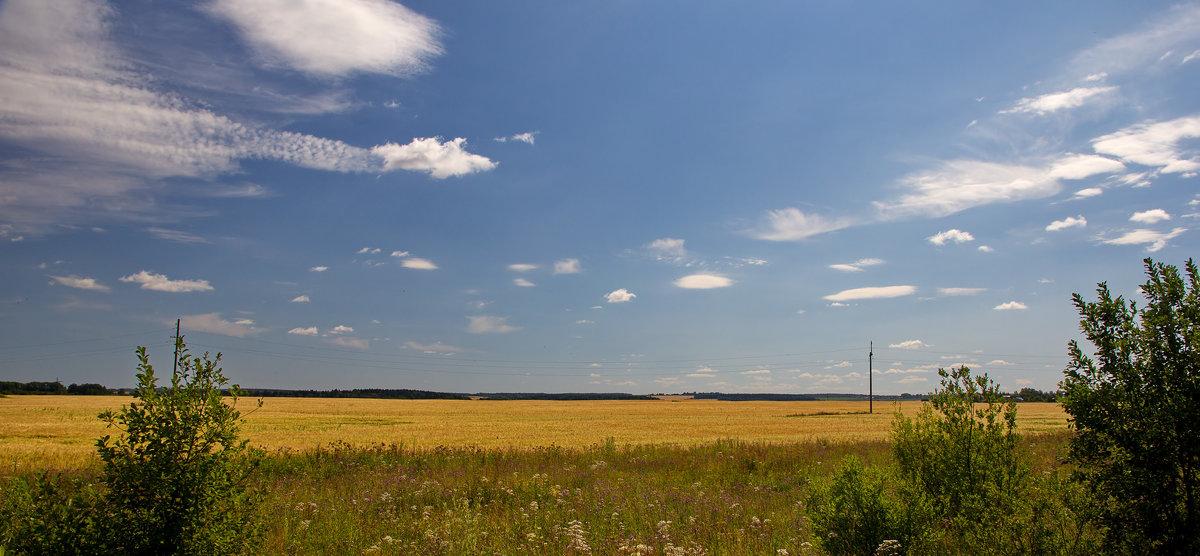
[{"x1": 1, "y1": 396, "x2": 1081, "y2": 554}]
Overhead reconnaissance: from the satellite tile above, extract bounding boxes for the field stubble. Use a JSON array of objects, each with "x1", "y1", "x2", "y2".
[{"x1": 0, "y1": 395, "x2": 1068, "y2": 472}]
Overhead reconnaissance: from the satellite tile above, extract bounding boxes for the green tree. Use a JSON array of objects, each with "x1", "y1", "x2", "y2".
[
  {"x1": 1062, "y1": 258, "x2": 1200, "y2": 554},
  {"x1": 95, "y1": 339, "x2": 262, "y2": 554}
]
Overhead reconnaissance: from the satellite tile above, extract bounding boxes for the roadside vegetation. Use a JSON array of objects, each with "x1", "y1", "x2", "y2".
[{"x1": 1, "y1": 257, "x2": 1196, "y2": 554}]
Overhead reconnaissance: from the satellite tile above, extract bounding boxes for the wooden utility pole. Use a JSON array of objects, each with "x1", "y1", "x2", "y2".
[
  {"x1": 172, "y1": 318, "x2": 181, "y2": 376},
  {"x1": 869, "y1": 341, "x2": 874, "y2": 414}
]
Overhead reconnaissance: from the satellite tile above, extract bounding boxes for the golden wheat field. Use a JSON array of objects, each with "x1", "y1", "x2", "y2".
[{"x1": 0, "y1": 395, "x2": 1070, "y2": 472}]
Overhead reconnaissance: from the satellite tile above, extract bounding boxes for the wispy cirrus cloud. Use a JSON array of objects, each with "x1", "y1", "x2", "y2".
[
  {"x1": 402, "y1": 341, "x2": 463, "y2": 354},
  {"x1": 830, "y1": 258, "x2": 883, "y2": 272},
  {"x1": 753, "y1": 208, "x2": 852, "y2": 241},
  {"x1": 1100, "y1": 227, "x2": 1187, "y2": 252},
  {"x1": 467, "y1": 315, "x2": 520, "y2": 334},
  {"x1": 1092, "y1": 116, "x2": 1200, "y2": 175},
  {"x1": 824, "y1": 285, "x2": 916, "y2": 302},
  {"x1": 181, "y1": 312, "x2": 262, "y2": 337},
  {"x1": 889, "y1": 339, "x2": 927, "y2": 350},
  {"x1": 1001, "y1": 86, "x2": 1117, "y2": 115},
  {"x1": 938, "y1": 287, "x2": 986, "y2": 296}
]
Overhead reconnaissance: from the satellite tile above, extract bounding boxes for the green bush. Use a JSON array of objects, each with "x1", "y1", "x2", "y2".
[
  {"x1": 0, "y1": 339, "x2": 262, "y2": 555},
  {"x1": 809, "y1": 456, "x2": 932, "y2": 555}
]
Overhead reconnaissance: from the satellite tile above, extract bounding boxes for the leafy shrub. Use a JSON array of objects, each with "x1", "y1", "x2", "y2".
[
  {"x1": 809, "y1": 456, "x2": 931, "y2": 555},
  {"x1": 0, "y1": 339, "x2": 262, "y2": 555},
  {"x1": 1062, "y1": 258, "x2": 1200, "y2": 554}
]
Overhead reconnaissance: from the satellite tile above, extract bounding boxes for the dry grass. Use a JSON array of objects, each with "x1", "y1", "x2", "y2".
[{"x1": 0, "y1": 395, "x2": 1070, "y2": 472}]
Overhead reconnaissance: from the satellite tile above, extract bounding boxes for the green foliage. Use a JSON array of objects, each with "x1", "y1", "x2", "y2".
[
  {"x1": 94, "y1": 340, "x2": 263, "y2": 554},
  {"x1": 809, "y1": 456, "x2": 931, "y2": 555},
  {"x1": 0, "y1": 339, "x2": 262, "y2": 555},
  {"x1": 892, "y1": 366, "x2": 1023, "y2": 522},
  {"x1": 1062, "y1": 258, "x2": 1200, "y2": 555}
]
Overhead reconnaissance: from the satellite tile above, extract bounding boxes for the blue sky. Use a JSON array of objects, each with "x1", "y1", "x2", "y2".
[{"x1": 1, "y1": 0, "x2": 1197, "y2": 394}]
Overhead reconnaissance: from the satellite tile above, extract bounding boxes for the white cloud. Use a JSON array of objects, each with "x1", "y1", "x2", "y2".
[
  {"x1": 1048, "y1": 154, "x2": 1125, "y2": 180},
  {"x1": 513, "y1": 278, "x2": 535, "y2": 287},
  {"x1": 48, "y1": 275, "x2": 109, "y2": 292},
  {"x1": 1001, "y1": 86, "x2": 1117, "y2": 115},
  {"x1": 605, "y1": 289, "x2": 637, "y2": 303},
  {"x1": 741, "y1": 369, "x2": 771, "y2": 375},
  {"x1": 673, "y1": 273, "x2": 733, "y2": 289},
  {"x1": 372, "y1": 137, "x2": 497, "y2": 179},
  {"x1": 897, "y1": 376, "x2": 928, "y2": 384},
  {"x1": 889, "y1": 339, "x2": 927, "y2": 350},
  {"x1": 754, "y1": 208, "x2": 851, "y2": 241},
  {"x1": 402, "y1": 341, "x2": 462, "y2": 354},
  {"x1": 829, "y1": 258, "x2": 884, "y2": 272},
  {"x1": 357, "y1": 247, "x2": 381, "y2": 254},
  {"x1": 938, "y1": 287, "x2": 986, "y2": 296},
  {"x1": 290, "y1": 295, "x2": 311, "y2": 303},
  {"x1": 467, "y1": 315, "x2": 520, "y2": 334},
  {"x1": 206, "y1": 0, "x2": 442, "y2": 77},
  {"x1": 927, "y1": 229, "x2": 975, "y2": 245},
  {"x1": 824, "y1": 285, "x2": 917, "y2": 302},
  {"x1": 1184, "y1": 50, "x2": 1200, "y2": 64},
  {"x1": 390, "y1": 250, "x2": 410, "y2": 258},
  {"x1": 288, "y1": 326, "x2": 318, "y2": 336},
  {"x1": 309, "y1": 266, "x2": 328, "y2": 272},
  {"x1": 119, "y1": 271, "x2": 213, "y2": 293},
  {"x1": 994, "y1": 301, "x2": 1029, "y2": 311},
  {"x1": 1130, "y1": 209, "x2": 1170, "y2": 224},
  {"x1": 1101, "y1": 227, "x2": 1187, "y2": 252},
  {"x1": 986, "y1": 359, "x2": 1014, "y2": 366},
  {"x1": 1074, "y1": 187, "x2": 1104, "y2": 198},
  {"x1": 508, "y1": 263, "x2": 538, "y2": 272},
  {"x1": 329, "y1": 325, "x2": 354, "y2": 334},
  {"x1": 1046, "y1": 216, "x2": 1087, "y2": 231},
  {"x1": 1072, "y1": 4, "x2": 1200, "y2": 78},
  {"x1": 495, "y1": 131, "x2": 538, "y2": 144},
  {"x1": 554, "y1": 258, "x2": 582, "y2": 275},
  {"x1": 401, "y1": 257, "x2": 437, "y2": 270},
  {"x1": 233, "y1": 318, "x2": 255, "y2": 326},
  {"x1": 977, "y1": 245, "x2": 994, "y2": 253},
  {"x1": 647, "y1": 237, "x2": 687, "y2": 260},
  {"x1": 877, "y1": 161, "x2": 1058, "y2": 219},
  {"x1": 330, "y1": 337, "x2": 369, "y2": 350},
  {"x1": 181, "y1": 313, "x2": 262, "y2": 338},
  {"x1": 1092, "y1": 116, "x2": 1200, "y2": 175}
]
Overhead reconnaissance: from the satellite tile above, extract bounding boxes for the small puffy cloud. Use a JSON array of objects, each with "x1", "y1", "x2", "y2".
[
  {"x1": 1046, "y1": 216, "x2": 1088, "y2": 231},
  {"x1": 889, "y1": 339, "x2": 927, "y2": 350},
  {"x1": 554, "y1": 258, "x2": 582, "y2": 275},
  {"x1": 49, "y1": 275, "x2": 109, "y2": 292},
  {"x1": 206, "y1": 0, "x2": 442, "y2": 78},
  {"x1": 402, "y1": 341, "x2": 462, "y2": 354},
  {"x1": 401, "y1": 258, "x2": 438, "y2": 270},
  {"x1": 330, "y1": 337, "x2": 369, "y2": 350},
  {"x1": 119, "y1": 271, "x2": 213, "y2": 293},
  {"x1": 357, "y1": 247, "x2": 381, "y2": 254},
  {"x1": 754, "y1": 208, "x2": 851, "y2": 241},
  {"x1": 309, "y1": 266, "x2": 328, "y2": 272},
  {"x1": 605, "y1": 289, "x2": 637, "y2": 303},
  {"x1": 647, "y1": 237, "x2": 687, "y2": 261},
  {"x1": 1048, "y1": 154, "x2": 1125, "y2": 180},
  {"x1": 986, "y1": 359, "x2": 1014, "y2": 366},
  {"x1": 575, "y1": 319, "x2": 593, "y2": 325},
  {"x1": 1001, "y1": 86, "x2": 1117, "y2": 115},
  {"x1": 824, "y1": 285, "x2": 917, "y2": 302},
  {"x1": 673, "y1": 273, "x2": 733, "y2": 289},
  {"x1": 508, "y1": 263, "x2": 539, "y2": 272},
  {"x1": 1130, "y1": 209, "x2": 1171, "y2": 224},
  {"x1": 927, "y1": 229, "x2": 975, "y2": 246},
  {"x1": 494, "y1": 131, "x2": 538, "y2": 144},
  {"x1": 741, "y1": 369, "x2": 771, "y2": 375},
  {"x1": 513, "y1": 278, "x2": 535, "y2": 287},
  {"x1": 897, "y1": 376, "x2": 928, "y2": 384},
  {"x1": 829, "y1": 258, "x2": 884, "y2": 272},
  {"x1": 467, "y1": 315, "x2": 520, "y2": 334},
  {"x1": 290, "y1": 295, "x2": 311, "y2": 303},
  {"x1": 288, "y1": 326, "x2": 319, "y2": 336},
  {"x1": 329, "y1": 325, "x2": 354, "y2": 334},
  {"x1": 938, "y1": 287, "x2": 986, "y2": 296},
  {"x1": 1101, "y1": 227, "x2": 1187, "y2": 252},
  {"x1": 994, "y1": 301, "x2": 1029, "y2": 311},
  {"x1": 372, "y1": 137, "x2": 496, "y2": 178},
  {"x1": 1074, "y1": 188, "x2": 1104, "y2": 198},
  {"x1": 181, "y1": 313, "x2": 262, "y2": 338},
  {"x1": 977, "y1": 245, "x2": 994, "y2": 253},
  {"x1": 1092, "y1": 116, "x2": 1200, "y2": 175},
  {"x1": 831, "y1": 361, "x2": 853, "y2": 368},
  {"x1": 390, "y1": 250, "x2": 410, "y2": 258}
]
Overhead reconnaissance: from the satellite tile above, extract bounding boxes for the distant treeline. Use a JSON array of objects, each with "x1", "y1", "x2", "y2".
[
  {"x1": 0, "y1": 381, "x2": 112, "y2": 395},
  {"x1": 687, "y1": 392, "x2": 929, "y2": 402},
  {"x1": 238, "y1": 388, "x2": 469, "y2": 400},
  {"x1": 474, "y1": 393, "x2": 657, "y2": 401}
]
